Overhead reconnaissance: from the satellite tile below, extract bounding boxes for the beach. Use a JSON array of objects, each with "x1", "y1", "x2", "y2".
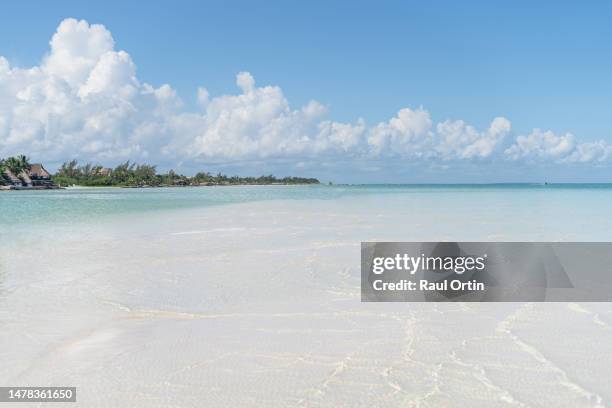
[{"x1": 1, "y1": 186, "x2": 611, "y2": 407}]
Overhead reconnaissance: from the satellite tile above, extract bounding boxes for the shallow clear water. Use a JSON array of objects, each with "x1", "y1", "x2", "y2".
[
  {"x1": 2, "y1": 184, "x2": 611, "y2": 223},
  {"x1": 1, "y1": 184, "x2": 611, "y2": 407},
  {"x1": 2, "y1": 183, "x2": 612, "y2": 255}
]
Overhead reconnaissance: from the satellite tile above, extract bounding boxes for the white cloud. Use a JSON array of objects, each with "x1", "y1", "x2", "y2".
[
  {"x1": 503, "y1": 128, "x2": 612, "y2": 165},
  {"x1": 435, "y1": 116, "x2": 511, "y2": 160},
  {"x1": 236, "y1": 71, "x2": 255, "y2": 93},
  {"x1": 196, "y1": 87, "x2": 209, "y2": 108},
  {"x1": 45, "y1": 18, "x2": 115, "y2": 87},
  {"x1": 0, "y1": 18, "x2": 182, "y2": 162},
  {"x1": 504, "y1": 129, "x2": 612, "y2": 163},
  {"x1": 505, "y1": 129, "x2": 575, "y2": 160},
  {"x1": 0, "y1": 56, "x2": 9, "y2": 74},
  {"x1": 0, "y1": 18, "x2": 610, "y2": 172},
  {"x1": 367, "y1": 107, "x2": 433, "y2": 157},
  {"x1": 366, "y1": 109, "x2": 511, "y2": 161},
  {"x1": 565, "y1": 140, "x2": 612, "y2": 163}
]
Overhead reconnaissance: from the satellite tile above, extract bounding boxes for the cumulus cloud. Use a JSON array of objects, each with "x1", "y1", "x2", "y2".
[
  {"x1": 0, "y1": 18, "x2": 610, "y2": 172},
  {"x1": 367, "y1": 107, "x2": 433, "y2": 157},
  {"x1": 565, "y1": 141, "x2": 612, "y2": 163},
  {"x1": 504, "y1": 129, "x2": 612, "y2": 164},
  {"x1": 0, "y1": 18, "x2": 180, "y2": 162},
  {"x1": 505, "y1": 129, "x2": 575, "y2": 160},
  {"x1": 435, "y1": 116, "x2": 511, "y2": 160}
]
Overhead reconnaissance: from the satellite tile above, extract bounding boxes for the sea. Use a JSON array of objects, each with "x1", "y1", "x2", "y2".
[{"x1": 2, "y1": 183, "x2": 612, "y2": 242}]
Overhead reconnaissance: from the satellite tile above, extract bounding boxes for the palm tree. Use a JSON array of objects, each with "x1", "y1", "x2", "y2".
[
  {"x1": 2, "y1": 155, "x2": 31, "y2": 185},
  {"x1": 4, "y1": 157, "x2": 23, "y2": 176},
  {"x1": 17, "y1": 155, "x2": 31, "y2": 173}
]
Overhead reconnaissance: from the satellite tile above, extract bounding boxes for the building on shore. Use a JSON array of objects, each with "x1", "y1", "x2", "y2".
[
  {"x1": 1, "y1": 163, "x2": 57, "y2": 189},
  {"x1": 28, "y1": 164, "x2": 54, "y2": 187},
  {"x1": 95, "y1": 167, "x2": 112, "y2": 177}
]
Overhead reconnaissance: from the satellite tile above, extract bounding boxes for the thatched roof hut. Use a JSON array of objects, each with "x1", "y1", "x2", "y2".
[
  {"x1": 28, "y1": 163, "x2": 51, "y2": 179},
  {"x1": 28, "y1": 163, "x2": 53, "y2": 186},
  {"x1": 1, "y1": 163, "x2": 55, "y2": 188}
]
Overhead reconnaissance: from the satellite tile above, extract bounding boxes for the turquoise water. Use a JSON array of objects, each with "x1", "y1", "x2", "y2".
[
  {"x1": 2, "y1": 183, "x2": 612, "y2": 241},
  {"x1": 2, "y1": 184, "x2": 612, "y2": 226}
]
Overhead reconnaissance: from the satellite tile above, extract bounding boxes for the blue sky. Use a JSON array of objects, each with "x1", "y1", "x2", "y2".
[{"x1": 1, "y1": 1, "x2": 612, "y2": 182}]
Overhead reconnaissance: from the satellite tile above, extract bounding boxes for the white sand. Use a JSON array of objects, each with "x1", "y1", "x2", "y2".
[{"x1": 1, "y1": 197, "x2": 611, "y2": 407}]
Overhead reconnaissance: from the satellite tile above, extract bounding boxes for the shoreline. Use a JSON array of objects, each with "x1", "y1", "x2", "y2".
[
  {"x1": 0, "y1": 185, "x2": 64, "y2": 190},
  {"x1": 118, "y1": 182, "x2": 321, "y2": 188},
  {"x1": 0, "y1": 182, "x2": 322, "y2": 191}
]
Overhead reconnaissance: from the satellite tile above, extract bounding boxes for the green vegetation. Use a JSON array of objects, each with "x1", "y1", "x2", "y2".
[
  {"x1": 50, "y1": 159, "x2": 319, "y2": 187},
  {"x1": 0, "y1": 155, "x2": 31, "y2": 176},
  {"x1": 1, "y1": 155, "x2": 319, "y2": 188},
  {"x1": 0, "y1": 155, "x2": 32, "y2": 185}
]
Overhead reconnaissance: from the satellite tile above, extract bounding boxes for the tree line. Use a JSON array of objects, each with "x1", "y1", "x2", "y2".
[{"x1": 52, "y1": 159, "x2": 320, "y2": 187}]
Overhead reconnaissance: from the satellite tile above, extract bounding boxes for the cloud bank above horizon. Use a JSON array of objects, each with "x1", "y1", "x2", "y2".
[{"x1": 1, "y1": 18, "x2": 611, "y2": 177}]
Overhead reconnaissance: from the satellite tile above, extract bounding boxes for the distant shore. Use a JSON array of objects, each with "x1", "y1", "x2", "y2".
[
  {"x1": 2, "y1": 155, "x2": 320, "y2": 190},
  {"x1": 119, "y1": 182, "x2": 321, "y2": 188},
  {"x1": 1, "y1": 182, "x2": 322, "y2": 191}
]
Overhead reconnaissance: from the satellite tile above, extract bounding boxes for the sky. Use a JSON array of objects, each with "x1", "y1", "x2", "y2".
[{"x1": 1, "y1": 0, "x2": 612, "y2": 182}]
